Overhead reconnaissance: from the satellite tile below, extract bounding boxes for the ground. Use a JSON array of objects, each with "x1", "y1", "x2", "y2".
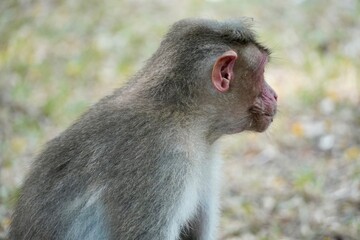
[{"x1": 0, "y1": 0, "x2": 359, "y2": 239}]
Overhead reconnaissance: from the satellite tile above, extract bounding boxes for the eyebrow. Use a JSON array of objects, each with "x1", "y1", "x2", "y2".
[
  {"x1": 261, "y1": 46, "x2": 272, "y2": 57},
  {"x1": 255, "y1": 43, "x2": 272, "y2": 59}
]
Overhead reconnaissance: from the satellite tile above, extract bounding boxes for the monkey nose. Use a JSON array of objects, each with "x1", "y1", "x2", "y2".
[{"x1": 273, "y1": 93, "x2": 278, "y2": 101}]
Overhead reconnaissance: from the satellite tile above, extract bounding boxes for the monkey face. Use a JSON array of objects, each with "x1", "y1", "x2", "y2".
[
  {"x1": 243, "y1": 51, "x2": 277, "y2": 132},
  {"x1": 211, "y1": 44, "x2": 277, "y2": 135}
]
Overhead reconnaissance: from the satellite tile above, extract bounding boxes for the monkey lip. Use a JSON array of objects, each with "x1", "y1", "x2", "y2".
[
  {"x1": 248, "y1": 112, "x2": 275, "y2": 133},
  {"x1": 263, "y1": 113, "x2": 274, "y2": 122},
  {"x1": 264, "y1": 112, "x2": 274, "y2": 117},
  {"x1": 248, "y1": 108, "x2": 275, "y2": 122}
]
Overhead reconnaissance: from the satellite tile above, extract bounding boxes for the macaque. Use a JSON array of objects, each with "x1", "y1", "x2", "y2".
[{"x1": 10, "y1": 18, "x2": 277, "y2": 240}]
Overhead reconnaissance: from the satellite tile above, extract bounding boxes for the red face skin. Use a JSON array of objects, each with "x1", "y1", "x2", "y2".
[{"x1": 248, "y1": 53, "x2": 278, "y2": 132}]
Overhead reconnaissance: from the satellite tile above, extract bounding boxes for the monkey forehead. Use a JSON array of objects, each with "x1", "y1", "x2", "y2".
[{"x1": 240, "y1": 44, "x2": 268, "y2": 70}]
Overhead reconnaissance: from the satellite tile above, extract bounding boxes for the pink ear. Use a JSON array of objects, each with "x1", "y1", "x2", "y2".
[{"x1": 211, "y1": 50, "x2": 238, "y2": 92}]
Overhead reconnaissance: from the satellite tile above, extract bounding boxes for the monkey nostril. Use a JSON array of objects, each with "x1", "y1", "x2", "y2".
[{"x1": 274, "y1": 93, "x2": 278, "y2": 101}]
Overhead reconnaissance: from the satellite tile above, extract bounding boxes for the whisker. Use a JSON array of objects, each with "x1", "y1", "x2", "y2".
[{"x1": 264, "y1": 129, "x2": 276, "y2": 143}]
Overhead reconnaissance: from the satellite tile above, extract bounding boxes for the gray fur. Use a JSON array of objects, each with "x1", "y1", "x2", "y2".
[
  {"x1": 65, "y1": 196, "x2": 109, "y2": 240},
  {"x1": 10, "y1": 18, "x2": 271, "y2": 240}
]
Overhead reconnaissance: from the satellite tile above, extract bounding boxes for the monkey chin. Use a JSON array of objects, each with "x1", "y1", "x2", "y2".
[{"x1": 249, "y1": 115, "x2": 274, "y2": 133}]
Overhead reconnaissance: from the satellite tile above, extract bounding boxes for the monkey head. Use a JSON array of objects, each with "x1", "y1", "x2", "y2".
[{"x1": 136, "y1": 19, "x2": 277, "y2": 141}]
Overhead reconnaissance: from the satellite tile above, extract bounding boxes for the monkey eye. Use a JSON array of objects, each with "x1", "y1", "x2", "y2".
[
  {"x1": 257, "y1": 70, "x2": 265, "y2": 81},
  {"x1": 261, "y1": 66, "x2": 266, "y2": 74}
]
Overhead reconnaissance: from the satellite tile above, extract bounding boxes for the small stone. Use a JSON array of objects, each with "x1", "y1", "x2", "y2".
[{"x1": 318, "y1": 134, "x2": 335, "y2": 151}]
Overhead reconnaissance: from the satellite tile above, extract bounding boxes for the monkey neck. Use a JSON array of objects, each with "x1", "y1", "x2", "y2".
[{"x1": 111, "y1": 76, "x2": 234, "y2": 145}]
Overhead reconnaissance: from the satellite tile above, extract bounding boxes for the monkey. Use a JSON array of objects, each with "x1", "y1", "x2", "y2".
[{"x1": 9, "y1": 18, "x2": 277, "y2": 240}]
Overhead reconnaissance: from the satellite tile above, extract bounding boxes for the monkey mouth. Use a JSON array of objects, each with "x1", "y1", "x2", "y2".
[
  {"x1": 249, "y1": 104, "x2": 276, "y2": 122},
  {"x1": 263, "y1": 113, "x2": 275, "y2": 122},
  {"x1": 249, "y1": 108, "x2": 275, "y2": 120},
  {"x1": 247, "y1": 110, "x2": 276, "y2": 132},
  {"x1": 260, "y1": 113, "x2": 274, "y2": 124}
]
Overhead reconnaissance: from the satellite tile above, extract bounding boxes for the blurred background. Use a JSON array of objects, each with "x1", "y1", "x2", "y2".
[{"x1": 0, "y1": 0, "x2": 359, "y2": 239}]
